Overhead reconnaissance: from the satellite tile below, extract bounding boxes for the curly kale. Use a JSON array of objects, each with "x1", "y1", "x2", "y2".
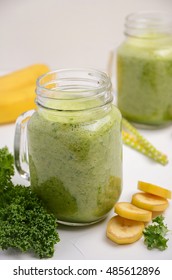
[
  {"x1": 0, "y1": 147, "x2": 60, "y2": 258},
  {"x1": 0, "y1": 147, "x2": 14, "y2": 188},
  {"x1": 143, "y1": 215, "x2": 169, "y2": 251}
]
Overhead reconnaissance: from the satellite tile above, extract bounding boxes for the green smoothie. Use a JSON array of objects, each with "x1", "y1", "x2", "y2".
[
  {"x1": 27, "y1": 105, "x2": 122, "y2": 224},
  {"x1": 117, "y1": 35, "x2": 172, "y2": 126}
]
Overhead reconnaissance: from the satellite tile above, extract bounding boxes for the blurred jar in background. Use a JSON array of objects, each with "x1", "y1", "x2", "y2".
[{"x1": 117, "y1": 12, "x2": 172, "y2": 128}]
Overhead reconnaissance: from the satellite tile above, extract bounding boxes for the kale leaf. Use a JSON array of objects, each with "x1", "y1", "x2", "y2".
[
  {"x1": 143, "y1": 215, "x2": 169, "y2": 251},
  {"x1": 0, "y1": 146, "x2": 14, "y2": 188},
  {"x1": 0, "y1": 147, "x2": 60, "y2": 258}
]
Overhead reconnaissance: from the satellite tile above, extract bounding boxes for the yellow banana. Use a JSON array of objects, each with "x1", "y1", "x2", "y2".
[
  {"x1": 0, "y1": 64, "x2": 49, "y2": 92},
  {"x1": 0, "y1": 85, "x2": 36, "y2": 124},
  {"x1": 0, "y1": 64, "x2": 50, "y2": 124}
]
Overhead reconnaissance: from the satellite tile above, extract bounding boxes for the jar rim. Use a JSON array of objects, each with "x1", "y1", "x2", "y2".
[
  {"x1": 36, "y1": 68, "x2": 112, "y2": 99},
  {"x1": 36, "y1": 68, "x2": 113, "y2": 111},
  {"x1": 125, "y1": 11, "x2": 172, "y2": 38}
]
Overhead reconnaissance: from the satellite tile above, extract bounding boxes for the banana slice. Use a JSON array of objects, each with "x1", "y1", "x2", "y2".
[
  {"x1": 114, "y1": 202, "x2": 152, "y2": 222},
  {"x1": 138, "y1": 181, "x2": 172, "y2": 200},
  {"x1": 106, "y1": 215, "x2": 144, "y2": 244},
  {"x1": 132, "y1": 192, "x2": 169, "y2": 212}
]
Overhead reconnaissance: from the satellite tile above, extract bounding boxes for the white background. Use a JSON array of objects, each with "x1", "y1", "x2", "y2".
[
  {"x1": 0, "y1": 0, "x2": 172, "y2": 73},
  {"x1": 0, "y1": 0, "x2": 172, "y2": 265}
]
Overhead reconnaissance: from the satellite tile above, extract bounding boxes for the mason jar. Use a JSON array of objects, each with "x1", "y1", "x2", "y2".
[
  {"x1": 14, "y1": 69, "x2": 122, "y2": 226},
  {"x1": 117, "y1": 12, "x2": 172, "y2": 127}
]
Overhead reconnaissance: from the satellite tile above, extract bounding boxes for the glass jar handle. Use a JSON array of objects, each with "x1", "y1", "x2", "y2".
[{"x1": 14, "y1": 110, "x2": 35, "y2": 181}]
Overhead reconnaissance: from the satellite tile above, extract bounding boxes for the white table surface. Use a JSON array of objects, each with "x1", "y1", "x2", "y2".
[{"x1": 0, "y1": 122, "x2": 172, "y2": 260}]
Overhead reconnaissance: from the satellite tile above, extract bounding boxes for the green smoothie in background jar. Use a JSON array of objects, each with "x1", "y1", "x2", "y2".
[
  {"x1": 117, "y1": 12, "x2": 172, "y2": 127},
  {"x1": 14, "y1": 69, "x2": 122, "y2": 226}
]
